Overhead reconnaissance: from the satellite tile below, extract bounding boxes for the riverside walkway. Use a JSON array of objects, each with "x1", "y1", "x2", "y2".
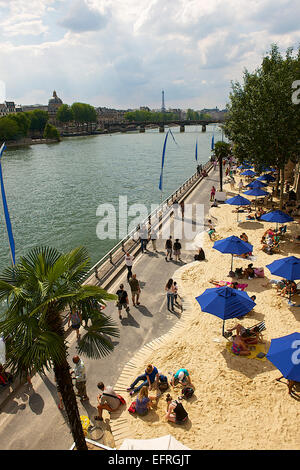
[{"x1": 0, "y1": 167, "x2": 220, "y2": 450}]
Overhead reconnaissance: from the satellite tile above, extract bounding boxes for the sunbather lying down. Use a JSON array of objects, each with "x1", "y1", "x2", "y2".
[
  {"x1": 209, "y1": 280, "x2": 248, "y2": 291},
  {"x1": 226, "y1": 323, "x2": 265, "y2": 344}
]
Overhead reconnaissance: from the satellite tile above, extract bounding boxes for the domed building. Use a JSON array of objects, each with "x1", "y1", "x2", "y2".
[{"x1": 48, "y1": 90, "x2": 63, "y2": 122}]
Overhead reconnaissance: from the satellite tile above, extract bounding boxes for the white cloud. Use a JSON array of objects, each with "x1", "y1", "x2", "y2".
[{"x1": 0, "y1": 0, "x2": 300, "y2": 109}]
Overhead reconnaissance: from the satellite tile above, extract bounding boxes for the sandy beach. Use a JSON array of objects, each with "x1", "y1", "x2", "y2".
[{"x1": 114, "y1": 178, "x2": 300, "y2": 450}]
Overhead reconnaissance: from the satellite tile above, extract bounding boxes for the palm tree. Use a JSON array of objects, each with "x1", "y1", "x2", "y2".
[{"x1": 0, "y1": 246, "x2": 119, "y2": 450}]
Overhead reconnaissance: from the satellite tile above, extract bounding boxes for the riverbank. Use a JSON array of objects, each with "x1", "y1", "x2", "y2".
[{"x1": 112, "y1": 178, "x2": 300, "y2": 450}]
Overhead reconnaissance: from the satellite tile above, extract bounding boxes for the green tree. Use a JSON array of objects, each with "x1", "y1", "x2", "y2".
[
  {"x1": 9, "y1": 113, "x2": 31, "y2": 137},
  {"x1": 28, "y1": 109, "x2": 49, "y2": 132},
  {"x1": 56, "y1": 104, "x2": 74, "y2": 123},
  {"x1": 0, "y1": 246, "x2": 119, "y2": 451},
  {"x1": 0, "y1": 116, "x2": 20, "y2": 141},
  {"x1": 43, "y1": 122, "x2": 60, "y2": 141},
  {"x1": 225, "y1": 44, "x2": 300, "y2": 207}
]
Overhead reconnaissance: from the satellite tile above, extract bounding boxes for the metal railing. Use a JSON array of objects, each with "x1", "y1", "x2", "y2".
[{"x1": 81, "y1": 159, "x2": 213, "y2": 284}]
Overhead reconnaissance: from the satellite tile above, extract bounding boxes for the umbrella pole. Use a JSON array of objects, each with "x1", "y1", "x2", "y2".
[
  {"x1": 231, "y1": 254, "x2": 233, "y2": 272},
  {"x1": 222, "y1": 320, "x2": 225, "y2": 338}
]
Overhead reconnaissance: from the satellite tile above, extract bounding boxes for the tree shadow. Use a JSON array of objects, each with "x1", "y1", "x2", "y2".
[{"x1": 28, "y1": 391, "x2": 44, "y2": 415}]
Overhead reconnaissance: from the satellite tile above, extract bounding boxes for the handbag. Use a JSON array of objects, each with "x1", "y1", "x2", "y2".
[{"x1": 128, "y1": 401, "x2": 136, "y2": 413}]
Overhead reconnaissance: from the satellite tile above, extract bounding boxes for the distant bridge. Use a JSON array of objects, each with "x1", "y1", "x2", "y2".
[{"x1": 102, "y1": 119, "x2": 223, "y2": 133}]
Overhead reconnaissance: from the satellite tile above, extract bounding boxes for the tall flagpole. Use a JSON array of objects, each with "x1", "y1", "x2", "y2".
[
  {"x1": 0, "y1": 142, "x2": 16, "y2": 265},
  {"x1": 159, "y1": 129, "x2": 170, "y2": 205}
]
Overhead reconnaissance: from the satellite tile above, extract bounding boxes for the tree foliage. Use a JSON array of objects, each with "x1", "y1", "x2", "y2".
[
  {"x1": 56, "y1": 104, "x2": 74, "y2": 123},
  {"x1": 70, "y1": 102, "x2": 97, "y2": 123},
  {"x1": 0, "y1": 246, "x2": 119, "y2": 450},
  {"x1": 43, "y1": 122, "x2": 60, "y2": 141},
  {"x1": 224, "y1": 44, "x2": 300, "y2": 205}
]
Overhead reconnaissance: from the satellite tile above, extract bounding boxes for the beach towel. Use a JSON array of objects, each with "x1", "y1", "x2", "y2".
[{"x1": 226, "y1": 342, "x2": 266, "y2": 361}]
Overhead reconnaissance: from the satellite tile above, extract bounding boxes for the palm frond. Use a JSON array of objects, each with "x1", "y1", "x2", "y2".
[{"x1": 77, "y1": 316, "x2": 120, "y2": 359}]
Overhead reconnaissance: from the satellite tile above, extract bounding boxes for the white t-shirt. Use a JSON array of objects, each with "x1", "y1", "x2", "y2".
[{"x1": 125, "y1": 254, "x2": 134, "y2": 266}]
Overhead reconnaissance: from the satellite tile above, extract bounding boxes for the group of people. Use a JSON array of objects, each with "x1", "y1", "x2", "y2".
[
  {"x1": 126, "y1": 364, "x2": 192, "y2": 424},
  {"x1": 165, "y1": 236, "x2": 182, "y2": 262},
  {"x1": 226, "y1": 323, "x2": 265, "y2": 357},
  {"x1": 261, "y1": 228, "x2": 280, "y2": 254}
]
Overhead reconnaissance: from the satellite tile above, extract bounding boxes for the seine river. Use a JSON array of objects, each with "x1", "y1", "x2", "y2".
[{"x1": 0, "y1": 124, "x2": 221, "y2": 271}]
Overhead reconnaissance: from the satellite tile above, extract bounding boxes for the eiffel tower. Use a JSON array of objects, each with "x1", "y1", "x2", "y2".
[{"x1": 161, "y1": 90, "x2": 166, "y2": 113}]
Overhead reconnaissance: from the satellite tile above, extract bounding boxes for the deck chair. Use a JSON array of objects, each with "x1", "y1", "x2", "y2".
[{"x1": 223, "y1": 321, "x2": 266, "y2": 340}]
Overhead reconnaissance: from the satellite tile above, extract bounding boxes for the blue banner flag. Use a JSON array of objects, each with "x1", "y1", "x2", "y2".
[
  {"x1": 211, "y1": 134, "x2": 214, "y2": 151},
  {"x1": 0, "y1": 143, "x2": 15, "y2": 264},
  {"x1": 159, "y1": 130, "x2": 170, "y2": 192},
  {"x1": 195, "y1": 139, "x2": 198, "y2": 161}
]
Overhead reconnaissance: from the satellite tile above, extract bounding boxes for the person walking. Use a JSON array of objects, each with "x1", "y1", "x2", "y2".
[
  {"x1": 68, "y1": 306, "x2": 82, "y2": 341},
  {"x1": 95, "y1": 382, "x2": 121, "y2": 421},
  {"x1": 238, "y1": 179, "x2": 243, "y2": 193},
  {"x1": 150, "y1": 226, "x2": 158, "y2": 252},
  {"x1": 210, "y1": 186, "x2": 216, "y2": 202},
  {"x1": 165, "y1": 278, "x2": 175, "y2": 311},
  {"x1": 213, "y1": 160, "x2": 217, "y2": 171},
  {"x1": 173, "y1": 239, "x2": 182, "y2": 262},
  {"x1": 129, "y1": 274, "x2": 141, "y2": 306},
  {"x1": 124, "y1": 252, "x2": 134, "y2": 282},
  {"x1": 139, "y1": 225, "x2": 148, "y2": 253},
  {"x1": 116, "y1": 284, "x2": 130, "y2": 320},
  {"x1": 71, "y1": 355, "x2": 88, "y2": 401},
  {"x1": 165, "y1": 236, "x2": 173, "y2": 261}
]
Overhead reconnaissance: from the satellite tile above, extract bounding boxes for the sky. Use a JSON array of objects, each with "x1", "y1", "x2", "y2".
[{"x1": 0, "y1": 0, "x2": 300, "y2": 110}]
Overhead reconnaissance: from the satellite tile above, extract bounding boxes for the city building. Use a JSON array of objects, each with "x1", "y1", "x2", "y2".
[
  {"x1": 21, "y1": 104, "x2": 48, "y2": 113},
  {"x1": 4, "y1": 101, "x2": 16, "y2": 113},
  {"x1": 48, "y1": 90, "x2": 63, "y2": 122}
]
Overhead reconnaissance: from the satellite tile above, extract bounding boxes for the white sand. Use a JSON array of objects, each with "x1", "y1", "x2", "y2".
[{"x1": 116, "y1": 181, "x2": 300, "y2": 450}]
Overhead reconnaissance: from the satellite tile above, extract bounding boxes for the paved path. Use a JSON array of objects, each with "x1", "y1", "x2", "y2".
[{"x1": 0, "y1": 169, "x2": 220, "y2": 450}]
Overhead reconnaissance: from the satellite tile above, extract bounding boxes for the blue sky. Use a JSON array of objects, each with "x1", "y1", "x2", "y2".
[{"x1": 0, "y1": 0, "x2": 300, "y2": 109}]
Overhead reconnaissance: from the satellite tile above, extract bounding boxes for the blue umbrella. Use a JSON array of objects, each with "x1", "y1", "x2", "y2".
[
  {"x1": 266, "y1": 333, "x2": 300, "y2": 381},
  {"x1": 226, "y1": 195, "x2": 251, "y2": 206},
  {"x1": 246, "y1": 180, "x2": 267, "y2": 188},
  {"x1": 241, "y1": 170, "x2": 256, "y2": 177},
  {"x1": 243, "y1": 188, "x2": 269, "y2": 197},
  {"x1": 266, "y1": 256, "x2": 300, "y2": 281},
  {"x1": 260, "y1": 210, "x2": 293, "y2": 225},
  {"x1": 213, "y1": 235, "x2": 253, "y2": 271},
  {"x1": 196, "y1": 286, "x2": 256, "y2": 336},
  {"x1": 257, "y1": 174, "x2": 276, "y2": 183},
  {"x1": 225, "y1": 195, "x2": 251, "y2": 222}
]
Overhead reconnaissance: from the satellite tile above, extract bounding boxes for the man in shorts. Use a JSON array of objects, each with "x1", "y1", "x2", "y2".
[
  {"x1": 116, "y1": 284, "x2": 129, "y2": 320},
  {"x1": 129, "y1": 274, "x2": 141, "y2": 306},
  {"x1": 165, "y1": 236, "x2": 173, "y2": 261}
]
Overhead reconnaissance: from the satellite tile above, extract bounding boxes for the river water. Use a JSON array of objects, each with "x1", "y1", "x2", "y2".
[{"x1": 0, "y1": 124, "x2": 222, "y2": 271}]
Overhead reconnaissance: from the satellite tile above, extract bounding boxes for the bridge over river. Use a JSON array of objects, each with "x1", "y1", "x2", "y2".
[{"x1": 103, "y1": 119, "x2": 223, "y2": 133}]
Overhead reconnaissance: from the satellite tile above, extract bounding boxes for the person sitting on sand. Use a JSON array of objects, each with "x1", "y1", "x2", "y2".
[
  {"x1": 165, "y1": 394, "x2": 188, "y2": 424},
  {"x1": 170, "y1": 368, "x2": 193, "y2": 388},
  {"x1": 243, "y1": 263, "x2": 255, "y2": 279},
  {"x1": 194, "y1": 247, "x2": 205, "y2": 261},
  {"x1": 231, "y1": 334, "x2": 251, "y2": 356},
  {"x1": 278, "y1": 280, "x2": 297, "y2": 298},
  {"x1": 135, "y1": 386, "x2": 154, "y2": 416},
  {"x1": 240, "y1": 232, "x2": 249, "y2": 243}
]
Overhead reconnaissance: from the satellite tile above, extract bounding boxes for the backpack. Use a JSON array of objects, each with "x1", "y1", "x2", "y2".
[
  {"x1": 182, "y1": 386, "x2": 194, "y2": 399},
  {"x1": 128, "y1": 401, "x2": 136, "y2": 413},
  {"x1": 158, "y1": 374, "x2": 169, "y2": 392}
]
